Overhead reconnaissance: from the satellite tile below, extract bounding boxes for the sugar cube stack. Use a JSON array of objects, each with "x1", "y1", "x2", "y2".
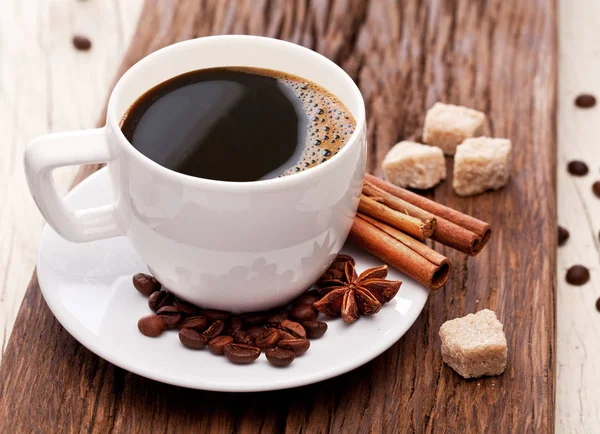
[
  {"x1": 439, "y1": 309, "x2": 507, "y2": 379},
  {"x1": 382, "y1": 141, "x2": 446, "y2": 190},
  {"x1": 423, "y1": 102, "x2": 486, "y2": 155}
]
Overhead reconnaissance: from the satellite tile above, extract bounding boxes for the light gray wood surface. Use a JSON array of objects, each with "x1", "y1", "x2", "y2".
[{"x1": 0, "y1": 0, "x2": 142, "y2": 358}]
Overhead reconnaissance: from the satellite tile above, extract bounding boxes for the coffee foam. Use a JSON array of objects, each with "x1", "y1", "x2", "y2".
[{"x1": 229, "y1": 67, "x2": 356, "y2": 176}]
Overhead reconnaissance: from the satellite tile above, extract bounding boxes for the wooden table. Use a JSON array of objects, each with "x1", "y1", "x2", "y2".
[{"x1": 0, "y1": 0, "x2": 597, "y2": 432}]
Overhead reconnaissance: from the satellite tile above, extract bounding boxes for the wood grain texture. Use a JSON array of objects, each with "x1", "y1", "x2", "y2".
[
  {"x1": 557, "y1": 1, "x2": 600, "y2": 431},
  {"x1": 0, "y1": 0, "x2": 557, "y2": 432},
  {"x1": 0, "y1": 0, "x2": 143, "y2": 362}
]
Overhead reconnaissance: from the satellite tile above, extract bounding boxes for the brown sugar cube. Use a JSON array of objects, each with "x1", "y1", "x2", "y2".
[
  {"x1": 422, "y1": 102, "x2": 486, "y2": 155},
  {"x1": 453, "y1": 137, "x2": 512, "y2": 196},
  {"x1": 439, "y1": 309, "x2": 507, "y2": 379},
  {"x1": 382, "y1": 141, "x2": 446, "y2": 189}
]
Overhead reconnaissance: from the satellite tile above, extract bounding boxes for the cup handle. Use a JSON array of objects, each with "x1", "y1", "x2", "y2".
[{"x1": 24, "y1": 127, "x2": 123, "y2": 242}]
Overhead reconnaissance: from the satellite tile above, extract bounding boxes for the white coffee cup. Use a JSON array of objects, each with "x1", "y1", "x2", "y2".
[{"x1": 24, "y1": 35, "x2": 366, "y2": 312}]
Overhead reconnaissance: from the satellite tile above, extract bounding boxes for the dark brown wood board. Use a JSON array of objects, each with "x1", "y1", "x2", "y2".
[{"x1": 0, "y1": 0, "x2": 557, "y2": 432}]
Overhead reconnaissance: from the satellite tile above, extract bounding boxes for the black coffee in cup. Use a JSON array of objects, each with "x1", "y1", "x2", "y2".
[{"x1": 120, "y1": 67, "x2": 356, "y2": 182}]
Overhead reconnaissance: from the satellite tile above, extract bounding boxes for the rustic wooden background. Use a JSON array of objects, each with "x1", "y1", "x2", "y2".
[{"x1": 0, "y1": 0, "x2": 558, "y2": 432}]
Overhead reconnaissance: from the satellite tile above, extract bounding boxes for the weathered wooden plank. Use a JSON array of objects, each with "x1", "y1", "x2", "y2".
[
  {"x1": 0, "y1": 0, "x2": 143, "y2": 362},
  {"x1": 0, "y1": 0, "x2": 557, "y2": 432}
]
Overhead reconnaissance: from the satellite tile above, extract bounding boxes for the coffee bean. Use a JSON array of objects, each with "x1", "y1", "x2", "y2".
[
  {"x1": 156, "y1": 306, "x2": 182, "y2": 329},
  {"x1": 179, "y1": 315, "x2": 208, "y2": 331},
  {"x1": 278, "y1": 338, "x2": 310, "y2": 356},
  {"x1": 593, "y1": 181, "x2": 600, "y2": 199},
  {"x1": 203, "y1": 320, "x2": 226, "y2": 339},
  {"x1": 179, "y1": 328, "x2": 208, "y2": 349},
  {"x1": 246, "y1": 326, "x2": 265, "y2": 339},
  {"x1": 200, "y1": 310, "x2": 231, "y2": 322},
  {"x1": 302, "y1": 320, "x2": 328, "y2": 339},
  {"x1": 566, "y1": 265, "x2": 590, "y2": 285},
  {"x1": 173, "y1": 299, "x2": 201, "y2": 316},
  {"x1": 596, "y1": 297, "x2": 600, "y2": 312},
  {"x1": 232, "y1": 330, "x2": 255, "y2": 346},
  {"x1": 72, "y1": 34, "x2": 92, "y2": 51},
  {"x1": 227, "y1": 318, "x2": 243, "y2": 335},
  {"x1": 208, "y1": 335, "x2": 233, "y2": 355},
  {"x1": 240, "y1": 311, "x2": 269, "y2": 326},
  {"x1": 293, "y1": 290, "x2": 320, "y2": 307},
  {"x1": 267, "y1": 309, "x2": 289, "y2": 325},
  {"x1": 132, "y1": 273, "x2": 161, "y2": 296},
  {"x1": 280, "y1": 320, "x2": 306, "y2": 339},
  {"x1": 265, "y1": 348, "x2": 295, "y2": 367},
  {"x1": 138, "y1": 314, "x2": 166, "y2": 337},
  {"x1": 255, "y1": 328, "x2": 281, "y2": 350},
  {"x1": 567, "y1": 160, "x2": 589, "y2": 176},
  {"x1": 279, "y1": 330, "x2": 296, "y2": 340},
  {"x1": 290, "y1": 305, "x2": 318, "y2": 322},
  {"x1": 148, "y1": 290, "x2": 175, "y2": 312},
  {"x1": 267, "y1": 307, "x2": 290, "y2": 323},
  {"x1": 558, "y1": 226, "x2": 569, "y2": 247},
  {"x1": 575, "y1": 94, "x2": 596, "y2": 108},
  {"x1": 223, "y1": 343, "x2": 261, "y2": 364}
]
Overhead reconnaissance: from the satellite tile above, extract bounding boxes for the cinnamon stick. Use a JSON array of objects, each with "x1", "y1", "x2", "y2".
[
  {"x1": 358, "y1": 194, "x2": 434, "y2": 240},
  {"x1": 363, "y1": 181, "x2": 437, "y2": 235},
  {"x1": 363, "y1": 181, "x2": 435, "y2": 222},
  {"x1": 365, "y1": 173, "x2": 491, "y2": 255},
  {"x1": 350, "y1": 213, "x2": 451, "y2": 290}
]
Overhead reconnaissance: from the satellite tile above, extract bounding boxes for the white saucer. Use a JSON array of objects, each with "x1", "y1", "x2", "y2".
[{"x1": 37, "y1": 168, "x2": 429, "y2": 392}]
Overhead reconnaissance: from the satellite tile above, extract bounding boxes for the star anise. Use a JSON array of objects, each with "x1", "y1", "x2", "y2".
[
  {"x1": 314, "y1": 262, "x2": 402, "y2": 323},
  {"x1": 317, "y1": 254, "x2": 355, "y2": 288}
]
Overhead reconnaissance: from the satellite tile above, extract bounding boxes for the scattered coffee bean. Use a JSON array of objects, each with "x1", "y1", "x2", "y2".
[
  {"x1": 208, "y1": 336, "x2": 233, "y2": 355},
  {"x1": 138, "y1": 314, "x2": 166, "y2": 337},
  {"x1": 267, "y1": 308, "x2": 289, "y2": 325},
  {"x1": 240, "y1": 311, "x2": 270, "y2": 326},
  {"x1": 200, "y1": 309, "x2": 231, "y2": 322},
  {"x1": 227, "y1": 318, "x2": 243, "y2": 335},
  {"x1": 566, "y1": 265, "x2": 590, "y2": 286},
  {"x1": 72, "y1": 34, "x2": 92, "y2": 51},
  {"x1": 575, "y1": 94, "x2": 596, "y2": 108},
  {"x1": 156, "y1": 306, "x2": 182, "y2": 329},
  {"x1": 179, "y1": 315, "x2": 208, "y2": 331},
  {"x1": 593, "y1": 181, "x2": 600, "y2": 198},
  {"x1": 179, "y1": 328, "x2": 208, "y2": 349},
  {"x1": 290, "y1": 305, "x2": 318, "y2": 322},
  {"x1": 232, "y1": 330, "x2": 255, "y2": 346},
  {"x1": 265, "y1": 348, "x2": 295, "y2": 367},
  {"x1": 223, "y1": 343, "x2": 261, "y2": 364},
  {"x1": 203, "y1": 320, "x2": 226, "y2": 339},
  {"x1": 558, "y1": 226, "x2": 569, "y2": 247},
  {"x1": 278, "y1": 338, "x2": 310, "y2": 356},
  {"x1": 132, "y1": 273, "x2": 161, "y2": 296},
  {"x1": 596, "y1": 297, "x2": 600, "y2": 312},
  {"x1": 246, "y1": 326, "x2": 265, "y2": 339},
  {"x1": 132, "y1": 269, "x2": 360, "y2": 368},
  {"x1": 255, "y1": 328, "x2": 281, "y2": 350},
  {"x1": 173, "y1": 299, "x2": 201, "y2": 316},
  {"x1": 280, "y1": 320, "x2": 307, "y2": 340},
  {"x1": 302, "y1": 320, "x2": 328, "y2": 338},
  {"x1": 293, "y1": 290, "x2": 320, "y2": 307},
  {"x1": 148, "y1": 290, "x2": 174, "y2": 312},
  {"x1": 279, "y1": 330, "x2": 296, "y2": 340},
  {"x1": 567, "y1": 160, "x2": 589, "y2": 176}
]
